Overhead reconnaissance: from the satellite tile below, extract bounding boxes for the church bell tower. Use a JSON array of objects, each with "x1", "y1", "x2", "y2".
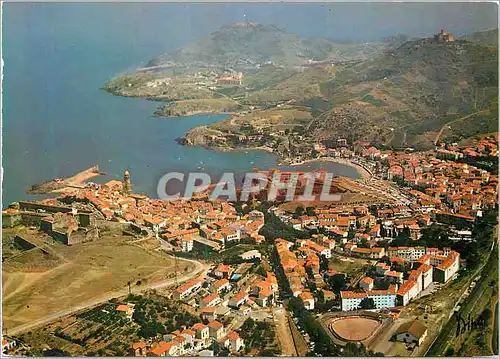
[{"x1": 123, "y1": 170, "x2": 132, "y2": 194}]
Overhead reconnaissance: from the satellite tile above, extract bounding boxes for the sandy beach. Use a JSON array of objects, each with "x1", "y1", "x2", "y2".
[{"x1": 290, "y1": 157, "x2": 373, "y2": 179}]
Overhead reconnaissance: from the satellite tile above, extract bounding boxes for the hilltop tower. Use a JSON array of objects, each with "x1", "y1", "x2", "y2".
[{"x1": 123, "y1": 170, "x2": 132, "y2": 194}]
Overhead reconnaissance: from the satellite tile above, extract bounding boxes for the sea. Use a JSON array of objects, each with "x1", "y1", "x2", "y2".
[{"x1": 2, "y1": 3, "x2": 360, "y2": 208}]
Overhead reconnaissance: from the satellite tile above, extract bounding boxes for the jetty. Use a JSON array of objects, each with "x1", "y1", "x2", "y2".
[{"x1": 28, "y1": 165, "x2": 105, "y2": 195}]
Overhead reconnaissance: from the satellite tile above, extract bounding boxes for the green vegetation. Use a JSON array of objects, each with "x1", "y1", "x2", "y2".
[
  {"x1": 361, "y1": 94, "x2": 386, "y2": 107},
  {"x1": 427, "y1": 242, "x2": 498, "y2": 356},
  {"x1": 391, "y1": 210, "x2": 497, "y2": 270},
  {"x1": 106, "y1": 25, "x2": 498, "y2": 152},
  {"x1": 460, "y1": 29, "x2": 498, "y2": 47},
  {"x1": 259, "y1": 208, "x2": 310, "y2": 242},
  {"x1": 155, "y1": 98, "x2": 241, "y2": 117},
  {"x1": 240, "y1": 318, "x2": 280, "y2": 355}
]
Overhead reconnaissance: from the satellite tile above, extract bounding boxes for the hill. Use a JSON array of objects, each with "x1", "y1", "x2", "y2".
[
  {"x1": 104, "y1": 25, "x2": 498, "y2": 157},
  {"x1": 313, "y1": 38, "x2": 498, "y2": 148},
  {"x1": 184, "y1": 36, "x2": 498, "y2": 155},
  {"x1": 460, "y1": 29, "x2": 498, "y2": 47},
  {"x1": 147, "y1": 22, "x2": 382, "y2": 69}
]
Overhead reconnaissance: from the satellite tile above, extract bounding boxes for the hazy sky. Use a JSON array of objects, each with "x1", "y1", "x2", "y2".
[{"x1": 4, "y1": 2, "x2": 498, "y2": 61}]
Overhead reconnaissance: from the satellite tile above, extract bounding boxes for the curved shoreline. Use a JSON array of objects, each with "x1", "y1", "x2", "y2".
[
  {"x1": 290, "y1": 157, "x2": 372, "y2": 179},
  {"x1": 182, "y1": 141, "x2": 371, "y2": 179}
]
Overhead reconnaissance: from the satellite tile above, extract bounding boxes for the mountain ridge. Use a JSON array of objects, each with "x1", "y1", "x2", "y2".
[{"x1": 146, "y1": 22, "x2": 382, "y2": 69}]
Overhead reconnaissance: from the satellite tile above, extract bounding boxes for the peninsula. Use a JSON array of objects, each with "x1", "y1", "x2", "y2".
[
  {"x1": 27, "y1": 165, "x2": 105, "y2": 195},
  {"x1": 104, "y1": 24, "x2": 498, "y2": 164}
]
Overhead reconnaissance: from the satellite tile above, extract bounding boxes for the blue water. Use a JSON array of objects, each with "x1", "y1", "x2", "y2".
[{"x1": 2, "y1": 3, "x2": 365, "y2": 207}]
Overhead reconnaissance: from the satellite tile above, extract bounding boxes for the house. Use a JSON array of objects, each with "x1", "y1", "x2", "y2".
[
  {"x1": 210, "y1": 279, "x2": 231, "y2": 294},
  {"x1": 385, "y1": 271, "x2": 404, "y2": 283},
  {"x1": 208, "y1": 320, "x2": 225, "y2": 340},
  {"x1": 201, "y1": 307, "x2": 217, "y2": 322},
  {"x1": 222, "y1": 331, "x2": 245, "y2": 353},
  {"x1": 240, "y1": 250, "x2": 262, "y2": 260},
  {"x1": 180, "y1": 329, "x2": 196, "y2": 347},
  {"x1": 200, "y1": 293, "x2": 221, "y2": 308},
  {"x1": 149, "y1": 341, "x2": 179, "y2": 357},
  {"x1": 341, "y1": 288, "x2": 397, "y2": 311},
  {"x1": 376, "y1": 262, "x2": 390, "y2": 275},
  {"x1": 359, "y1": 277, "x2": 374, "y2": 290},
  {"x1": 299, "y1": 291, "x2": 315, "y2": 310},
  {"x1": 2, "y1": 339, "x2": 16, "y2": 354},
  {"x1": 116, "y1": 304, "x2": 135, "y2": 320},
  {"x1": 394, "y1": 320, "x2": 428, "y2": 345},
  {"x1": 322, "y1": 289, "x2": 337, "y2": 301},
  {"x1": 256, "y1": 287, "x2": 274, "y2": 307},
  {"x1": 239, "y1": 305, "x2": 251, "y2": 315},
  {"x1": 192, "y1": 323, "x2": 210, "y2": 341},
  {"x1": 228, "y1": 291, "x2": 248, "y2": 309},
  {"x1": 214, "y1": 264, "x2": 231, "y2": 279},
  {"x1": 172, "y1": 336, "x2": 187, "y2": 354},
  {"x1": 130, "y1": 342, "x2": 147, "y2": 357},
  {"x1": 396, "y1": 280, "x2": 419, "y2": 306},
  {"x1": 174, "y1": 279, "x2": 203, "y2": 300},
  {"x1": 144, "y1": 216, "x2": 167, "y2": 232}
]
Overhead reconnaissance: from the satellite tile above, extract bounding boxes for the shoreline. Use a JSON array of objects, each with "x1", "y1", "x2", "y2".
[
  {"x1": 191, "y1": 143, "x2": 371, "y2": 180},
  {"x1": 290, "y1": 157, "x2": 372, "y2": 180},
  {"x1": 27, "y1": 165, "x2": 105, "y2": 195}
]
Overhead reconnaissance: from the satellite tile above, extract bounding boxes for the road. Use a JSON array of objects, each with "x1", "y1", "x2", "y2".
[
  {"x1": 8, "y1": 256, "x2": 208, "y2": 336},
  {"x1": 434, "y1": 110, "x2": 489, "y2": 145},
  {"x1": 272, "y1": 307, "x2": 298, "y2": 356},
  {"x1": 355, "y1": 176, "x2": 411, "y2": 205}
]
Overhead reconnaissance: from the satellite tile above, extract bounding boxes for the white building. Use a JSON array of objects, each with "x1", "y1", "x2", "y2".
[
  {"x1": 340, "y1": 289, "x2": 397, "y2": 311},
  {"x1": 182, "y1": 238, "x2": 194, "y2": 252},
  {"x1": 394, "y1": 320, "x2": 428, "y2": 345},
  {"x1": 174, "y1": 279, "x2": 203, "y2": 300},
  {"x1": 240, "y1": 250, "x2": 262, "y2": 260}
]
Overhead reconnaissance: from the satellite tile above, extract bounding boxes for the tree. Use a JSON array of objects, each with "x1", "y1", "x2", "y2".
[
  {"x1": 306, "y1": 207, "x2": 316, "y2": 216},
  {"x1": 380, "y1": 223, "x2": 387, "y2": 238},
  {"x1": 328, "y1": 274, "x2": 347, "y2": 293},
  {"x1": 358, "y1": 297, "x2": 376, "y2": 310},
  {"x1": 43, "y1": 349, "x2": 71, "y2": 357},
  {"x1": 479, "y1": 308, "x2": 492, "y2": 326}
]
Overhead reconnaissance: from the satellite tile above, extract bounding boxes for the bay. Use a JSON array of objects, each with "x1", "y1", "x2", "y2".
[{"x1": 2, "y1": 3, "x2": 360, "y2": 207}]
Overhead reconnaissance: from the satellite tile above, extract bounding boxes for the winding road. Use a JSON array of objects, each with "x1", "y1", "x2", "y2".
[{"x1": 434, "y1": 110, "x2": 490, "y2": 145}]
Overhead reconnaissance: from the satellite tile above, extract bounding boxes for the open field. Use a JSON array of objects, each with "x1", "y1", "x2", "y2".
[
  {"x1": 329, "y1": 254, "x2": 370, "y2": 275},
  {"x1": 2, "y1": 227, "x2": 196, "y2": 332}
]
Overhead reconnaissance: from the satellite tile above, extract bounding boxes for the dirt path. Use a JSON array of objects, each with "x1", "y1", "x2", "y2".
[
  {"x1": 434, "y1": 110, "x2": 490, "y2": 145},
  {"x1": 273, "y1": 308, "x2": 297, "y2": 356}
]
